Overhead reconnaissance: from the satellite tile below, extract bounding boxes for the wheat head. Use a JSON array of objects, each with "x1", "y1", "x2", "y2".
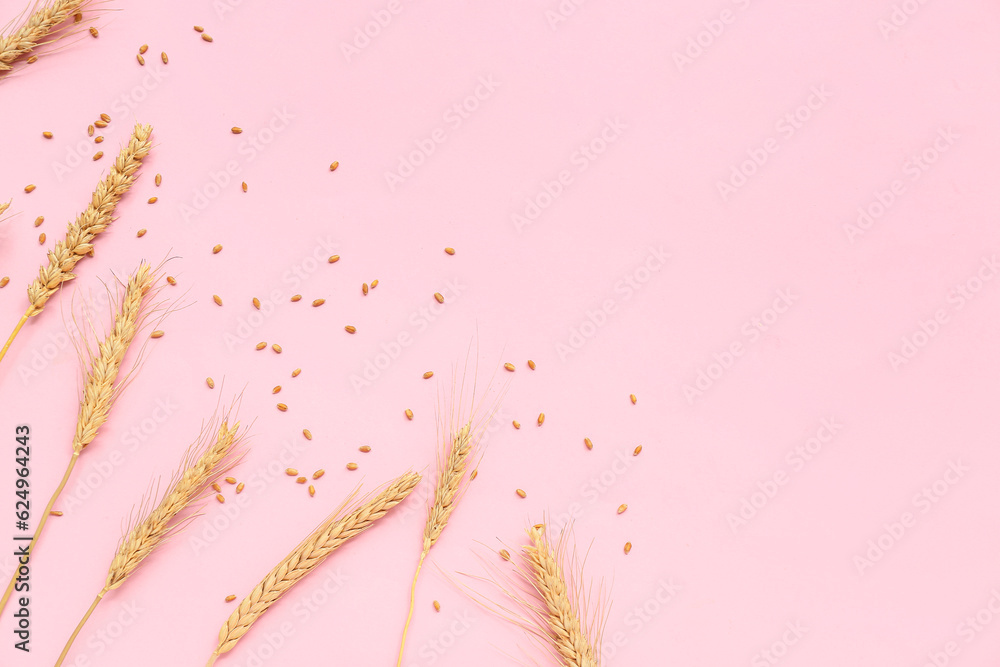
[
  {"x1": 0, "y1": 0, "x2": 90, "y2": 72},
  {"x1": 209, "y1": 471, "x2": 422, "y2": 663},
  {"x1": 27, "y1": 122, "x2": 152, "y2": 316}
]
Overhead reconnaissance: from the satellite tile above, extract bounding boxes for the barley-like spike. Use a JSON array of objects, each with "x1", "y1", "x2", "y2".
[{"x1": 0, "y1": 0, "x2": 93, "y2": 74}]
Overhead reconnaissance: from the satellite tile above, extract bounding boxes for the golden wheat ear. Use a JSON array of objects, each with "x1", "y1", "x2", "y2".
[
  {"x1": 0, "y1": 122, "x2": 153, "y2": 368},
  {"x1": 54, "y1": 415, "x2": 249, "y2": 667},
  {"x1": 0, "y1": 262, "x2": 161, "y2": 619},
  {"x1": 206, "y1": 470, "x2": 422, "y2": 666},
  {"x1": 0, "y1": 0, "x2": 102, "y2": 75}
]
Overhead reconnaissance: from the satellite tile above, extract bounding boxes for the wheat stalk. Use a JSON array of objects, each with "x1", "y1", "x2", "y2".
[
  {"x1": 523, "y1": 526, "x2": 599, "y2": 667},
  {"x1": 0, "y1": 262, "x2": 157, "y2": 618},
  {"x1": 206, "y1": 471, "x2": 422, "y2": 666},
  {"x1": 0, "y1": 122, "x2": 153, "y2": 367},
  {"x1": 55, "y1": 418, "x2": 246, "y2": 667},
  {"x1": 0, "y1": 0, "x2": 91, "y2": 73}
]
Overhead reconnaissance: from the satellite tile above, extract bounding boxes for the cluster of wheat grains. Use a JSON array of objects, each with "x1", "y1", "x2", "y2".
[
  {"x1": 206, "y1": 470, "x2": 422, "y2": 666},
  {"x1": 396, "y1": 367, "x2": 504, "y2": 666},
  {"x1": 0, "y1": 0, "x2": 93, "y2": 75},
  {"x1": 0, "y1": 261, "x2": 160, "y2": 617},
  {"x1": 0, "y1": 122, "x2": 153, "y2": 367},
  {"x1": 55, "y1": 417, "x2": 247, "y2": 666}
]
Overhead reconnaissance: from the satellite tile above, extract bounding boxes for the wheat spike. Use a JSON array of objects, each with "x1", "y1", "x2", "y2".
[
  {"x1": 207, "y1": 471, "x2": 422, "y2": 665},
  {"x1": 0, "y1": 0, "x2": 91, "y2": 73},
  {"x1": 0, "y1": 262, "x2": 158, "y2": 619},
  {"x1": 0, "y1": 123, "x2": 153, "y2": 368},
  {"x1": 55, "y1": 418, "x2": 246, "y2": 666},
  {"x1": 523, "y1": 526, "x2": 599, "y2": 667}
]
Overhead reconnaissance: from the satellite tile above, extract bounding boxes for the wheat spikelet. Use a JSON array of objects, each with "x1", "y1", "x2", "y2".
[
  {"x1": 523, "y1": 526, "x2": 599, "y2": 667},
  {"x1": 207, "y1": 471, "x2": 422, "y2": 665},
  {"x1": 0, "y1": 0, "x2": 91, "y2": 73},
  {"x1": 0, "y1": 123, "x2": 153, "y2": 368},
  {"x1": 0, "y1": 200, "x2": 9, "y2": 217},
  {"x1": 0, "y1": 262, "x2": 158, "y2": 618},
  {"x1": 28, "y1": 123, "x2": 153, "y2": 316},
  {"x1": 55, "y1": 418, "x2": 246, "y2": 667}
]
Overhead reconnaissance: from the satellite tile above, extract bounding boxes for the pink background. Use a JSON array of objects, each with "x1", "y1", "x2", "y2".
[{"x1": 1, "y1": 0, "x2": 1000, "y2": 665}]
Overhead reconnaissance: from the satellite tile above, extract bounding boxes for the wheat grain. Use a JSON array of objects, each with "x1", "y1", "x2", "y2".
[
  {"x1": 0, "y1": 0, "x2": 92, "y2": 74},
  {"x1": 206, "y1": 471, "x2": 421, "y2": 665}
]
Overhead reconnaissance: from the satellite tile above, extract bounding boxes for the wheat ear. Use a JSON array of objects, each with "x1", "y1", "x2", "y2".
[
  {"x1": 206, "y1": 471, "x2": 422, "y2": 666},
  {"x1": 0, "y1": 262, "x2": 157, "y2": 618},
  {"x1": 523, "y1": 526, "x2": 599, "y2": 667},
  {"x1": 0, "y1": 0, "x2": 91, "y2": 73},
  {"x1": 0, "y1": 122, "x2": 152, "y2": 367},
  {"x1": 55, "y1": 419, "x2": 246, "y2": 667}
]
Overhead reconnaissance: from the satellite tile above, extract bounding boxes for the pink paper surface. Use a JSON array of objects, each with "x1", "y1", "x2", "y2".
[{"x1": 1, "y1": 1, "x2": 999, "y2": 665}]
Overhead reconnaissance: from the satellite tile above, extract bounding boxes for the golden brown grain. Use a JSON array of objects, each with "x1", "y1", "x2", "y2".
[
  {"x1": 89, "y1": 26, "x2": 98, "y2": 37},
  {"x1": 537, "y1": 413, "x2": 545, "y2": 426},
  {"x1": 212, "y1": 482, "x2": 221, "y2": 493},
  {"x1": 24, "y1": 184, "x2": 35, "y2": 192},
  {"x1": 308, "y1": 485, "x2": 315, "y2": 497},
  {"x1": 194, "y1": 25, "x2": 204, "y2": 32},
  {"x1": 150, "y1": 330, "x2": 164, "y2": 339},
  {"x1": 43, "y1": 131, "x2": 53, "y2": 139},
  {"x1": 94, "y1": 136, "x2": 103, "y2": 143},
  {"x1": 226, "y1": 595, "x2": 236, "y2": 602},
  {"x1": 236, "y1": 483, "x2": 244, "y2": 494},
  {"x1": 433, "y1": 292, "x2": 444, "y2": 303},
  {"x1": 503, "y1": 362, "x2": 514, "y2": 372},
  {"x1": 272, "y1": 344, "x2": 282, "y2": 353},
  {"x1": 433, "y1": 600, "x2": 441, "y2": 612},
  {"x1": 422, "y1": 371, "x2": 433, "y2": 379},
  {"x1": 630, "y1": 394, "x2": 637, "y2": 404},
  {"x1": 272, "y1": 386, "x2": 281, "y2": 394},
  {"x1": 296, "y1": 477, "x2": 306, "y2": 484},
  {"x1": 155, "y1": 173, "x2": 162, "y2": 186},
  {"x1": 405, "y1": 409, "x2": 413, "y2": 420},
  {"x1": 584, "y1": 437, "x2": 593, "y2": 450},
  {"x1": 161, "y1": 52, "x2": 168, "y2": 64},
  {"x1": 344, "y1": 325, "x2": 356, "y2": 334},
  {"x1": 136, "y1": 229, "x2": 146, "y2": 238},
  {"x1": 370, "y1": 279, "x2": 378, "y2": 288},
  {"x1": 302, "y1": 429, "x2": 312, "y2": 440},
  {"x1": 225, "y1": 477, "x2": 236, "y2": 485},
  {"x1": 328, "y1": 255, "x2": 340, "y2": 263},
  {"x1": 255, "y1": 342, "x2": 266, "y2": 350},
  {"x1": 166, "y1": 276, "x2": 177, "y2": 286},
  {"x1": 444, "y1": 247, "x2": 455, "y2": 255},
  {"x1": 216, "y1": 494, "x2": 225, "y2": 504},
  {"x1": 516, "y1": 489, "x2": 526, "y2": 498},
  {"x1": 512, "y1": 420, "x2": 520, "y2": 429},
  {"x1": 94, "y1": 120, "x2": 107, "y2": 128},
  {"x1": 213, "y1": 295, "x2": 222, "y2": 306},
  {"x1": 93, "y1": 151, "x2": 103, "y2": 161},
  {"x1": 231, "y1": 127, "x2": 242, "y2": 134},
  {"x1": 38, "y1": 233, "x2": 46, "y2": 244},
  {"x1": 252, "y1": 297, "x2": 260, "y2": 309},
  {"x1": 633, "y1": 445, "x2": 642, "y2": 456},
  {"x1": 202, "y1": 33, "x2": 213, "y2": 42},
  {"x1": 100, "y1": 113, "x2": 111, "y2": 122},
  {"x1": 290, "y1": 295, "x2": 301, "y2": 302},
  {"x1": 291, "y1": 368, "x2": 301, "y2": 377},
  {"x1": 499, "y1": 549, "x2": 510, "y2": 561},
  {"x1": 206, "y1": 378, "x2": 215, "y2": 389},
  {"x1": 285, "y1": 468, "x2": 298, "y2": 476},
  {"x1": 212, "y1": 244, "x2": 222, "y2": 254},
  {"x1": 312, "y1": 298, "x2": 325, "y2": 307},
  {"x1": 469, "y1": 469, "x2": 478, "y2": 481},
  {"x1": 329, "y1": 161, "x2": 339, "y2": 171},
  {"x1": 136, "y1": 54, "x2": 145, "y2": 65},
  {"x1": 617, "y1": 504, "x2": 627, "y2": 515},
  {"x1": 88, "y1": 125, "x2": 94, "y2": 136},
  {"x1": 624, "y1": 542, "x2": 632, "y2": 555},
  {"x1": 313, "y1": 469, "x2": 324, "y2": 479},
  {"x1": 0, "y1": 278, "x2": 8, "y2": 289},
  {"x1": 362, "y1": 283, "x2": 368, "y2": 295},
  {"x1": 346, "y1": 462, "x2": 358, "y2": 471},
  {"x1": 276, "y1": 403, "x2": 287, "y2": 412},
  {"x1": 359, "y1": 445, "x2": 371, "y2": 453},
  {"x1": 528, "y1": 360, "x2": 536, "y2": 370},
  {"x1": 241, "y1": 182, "x2": 247, "y2": 192}
]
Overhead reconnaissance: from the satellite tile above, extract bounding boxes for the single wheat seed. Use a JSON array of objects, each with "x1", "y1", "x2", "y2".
[
  {"x1": 206, "y1": 378, "x2": 215, "y2": 389},
  {"x1": 433, "y1": 292, "x2": 444, "y2": 303},
  {"x1": 213, "y1": 295, "x2": 222, "y2": 306},
  {"x1": 313, "y1": 469, "x2": 324, "y2": 479},
  {"x1": 276, "y1": 403, "x2": 287, "y2": 412},
  {"x1": 516, "y1": 489, "x2": 526, "y2": 498},
  {"x1": 255, "y1": 342, "x2": 266, "y2": 350},
  {"x1": 503, "y1": 362, "x2": 514, "y2": 372},
  {"x1": 272, "y1": 344, "x2": 282, "y2": 353},
  {"x1": 346, "y1": 462, "x2": 358, "y2": 471},
  {"x1": 150, "y1": 330, "x2": 164, "y2": 339},
  {"x1": 312, "y1": 298, "x2": 325, "y2": 307},
  {"x1": 292, "y1": 368, "x2": 301, "y2": 377},
  {"x1": 423, "y1": 371, "x2": 433, "y2": 379},
  {"x1": 303, "y1": 429, "x2": 312, "y2": 440},
  {"x1": 405, "y1": 409, "x2": 413, "y2": 420},
  {"x1": 444, "y1": 247, "x2": 455, "y2": 255},
  {"x1": 624, "y1": 542, "x2": 632, "y2": 555},
  {"x1": 512, "y1": 420, "x2": 520, "y2": 429},
  {"x1": 584, "y1": 438, "x2": 593, "y2": 450},
  {"x1": 344, "y1": 325, "x2": 356, "y2": 334},
  {"x1": 617, "y1": 504, "x2": 627, "y2": 515},
  {"x1": 537, "y1": 413, "x2": 545, "y2": 426},
  {"x1": 528, "y1": 360, "x2": 536, "y2": 370},
  {"x1": 285, "y1": 469, "x2": 298, "y2": 476},
  {"x1": 328, "y1": 255, "x2": 340, "y2": 263},
  {"x1": 633, "y1": 445, "x2": 642, "y2": 456},
  {"x1": 213, "y1": 244, "x2": 222, "y2": 254}
]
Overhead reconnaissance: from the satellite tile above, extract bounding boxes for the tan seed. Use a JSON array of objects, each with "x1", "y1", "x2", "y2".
[
  {"x1": 252, "y1": 297, "x2": 261, "y2": 309},
  {"x1": 213, "y1": 244, "x2": 222, "y2": 254},
  {"x1": 88, "y1": 125, "x2": 94, "y2": 136},
  {"x1": 150, "y1": 330, "x2": 164, "y2": 339},
  {"x1": 212, "y1": 482, "x2": 221, "y2": 492},
  {"x1": 216, "y1": 494, "x2": 225, "y2": 503},
  {"x1": 272, "y1": 344, "x2": 282, "y2": 353},
  {"x1": 139, "y1": 45, "x2": 148, "y2": 54},
  {"x1": 329, "y1": 161, "x2": 339, "y2": 171},
  {"x1": 292, "y1": 368, "x2": 301, "y2": 377},
  {"x1": 359, "y1": 445, "x2": 371, "y2": 453},
  {"x1": 308, "y1": 485, "x2": 315, "y2": 497},
  {"x1": 303, "y1": 429, "x2": 312, "y2": 440},
  {"x1": 433, "y1": 600, "x2": 441, "y2": 612},
  {"x1": 93, "y1": 151, "x2": 103, "y2": 161},
  {"x1": 202, "y1": 33, "x2": 213, "y2": 42},
  {"x1": 516, "y1": 489, "x2": 526, "y2": 498},
  {"x1": 503, "y1": 362, "x2": 514, "y2": 372},
  {"x1": 136, "y1": 229, "x2": 147, "y2": 238},
  {"x1": 206, "y1": 377, "x2": 215, "y2": 389},
  {"x1": 272, "y1": 385, "x2": 281, "y2": 394},
  {"x1": 155, "y1": 173, "x2": 162, "y2": 186},
  {"x1": 242, "y1": 182, "x2": 247, "y2": 192},
  {"x1": 296, "y1": 476, "x2": 306, "y2": 484},
  {"x1": 422, "y1": 371, "x2": 433, "y2": 379},
  {"x1": 512, "y1": 420, "x2": 520, "y2": 429},
  {"x1": 147, "y1": 196, "x2": 157, "y2": 204},
  {"x1": 50, "y1": 510, "x2": 63, "y2": 516},
  {"x1": 42, "y1": 131, "x2": 53, "y2": 139},
  {"x1": 470, "y1": 470, "x2": 478, "y2": 481},
  {"x1": 136, "y1": 54, "x2": 145, "y2": 65},
  {"x1": 255, "y1": 342, "x2": 266, "y2": 350},
  {"x1": 528, "y1": 360, "x2": 536, "y2": 370},
  {"x1": 362, "y1": 283, "x2": 368, "y2": 295},
  {"x1": 94, "y1": 136, "x2": 104, "y2": 143},
  {"x1": 624, "y1": 542, "x2": 632, "y2": 555},
  {"x1": 499, "y1": 549, "x2": 510, "y2": 561},
  {"x1": 633, "y1": 445, "x2": 642, "y2": 456},
  {"x1": 236, "y1": 483, "x2": 244, "y2": 493},
  {"x1": 617, "y1": 504, "x2": 628, "y2": 515},
  {"x1": 26, "y1": 56, "x2": 36, "y2": 63},
  {"x1": 213, "y1": 294, "x2": 223, "y2": 306},
  {"x1": 291, "y1": 294, "x2": 302, "y2": 302},
  {"x1": 444, "y1": 247, "x2": 455, "y2": 255},
  {"x1": 95, "y1": 120, "x2": 107, "y2": 128},
  {"x1": 344, "y1": 325, "x2": 356, "y2": 334},
  {"x1": 537, "y1": 413, "x2": 545, "y2": 426},
  {"x1": 89, "y1": 26, "x2": 98, "y2": 37},
  {"x1": 194, "y1": 25, "x2": 204, "y2": 32},
  {"x1": 630, "y1": 393, "x2": 637, "y2": 404},
  {"x1": 231, "y1": 127, "x2": 242, "y2": 134},
  {"x1": 584, "y1": 437, "x2": 593, "y2": 450},
  {"x1": 225, "y1": 477, "x2": 236, "y2": 485},
  {"x1": 404, "y1": 409, "x2": 413, "y2": 420},
  {"x1": 24, "y1": 184, "x2": 35, "y2": 193},
  {"x1": 312, "y1": 469, "x2": 325, "y2": 479},
  {"x1": 225, "y1": 595, "x2": 236, "y2": 602},
  {"x1": 370, "y1": 279, "x2": 378, "y2": 288},
  {"x1": 0, "y1": 277, "x2": 8, "y2": 288},
  {"x1": 434, "y1": 292, "x2": 445, "y2": 304},
  {"x1": 166, "y1": 276, "x2": 177, "y2": 286},
  {"x1": 346, "y1": 462, "x2": 358, "y2": 471},
  {"x1": 276, "y1": 403, "x2": 287, "y2": 412},
  {"x1": 38, "y1": 233, "x2": 45, "y2": 244},
  {"x1": 161, "y1": 52, "x2": 168, "y2": 64},
  {"x1": 285, "y1": 468, "x2": 298, "y2": 476},
  {"x1": 328, "y1": 255, "x2": 340, "y2": 263},
  {"x1": 312, "y1": 298, "x2": 325, "y2": 307}
]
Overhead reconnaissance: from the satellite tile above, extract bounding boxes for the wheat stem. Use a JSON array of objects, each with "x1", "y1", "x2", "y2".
[
  {"x1": 397, "y1": 550, "x2": 427, "y2": 667},
  {"x1": 0, "y1": 313, "x2": 28, "y2": 365},
  {"x1": 54, "y1": 589, "x2": 104, "y2": 667},
  {"x1": 0, "y1": 449, "x2": 78, "y2": 614}
]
